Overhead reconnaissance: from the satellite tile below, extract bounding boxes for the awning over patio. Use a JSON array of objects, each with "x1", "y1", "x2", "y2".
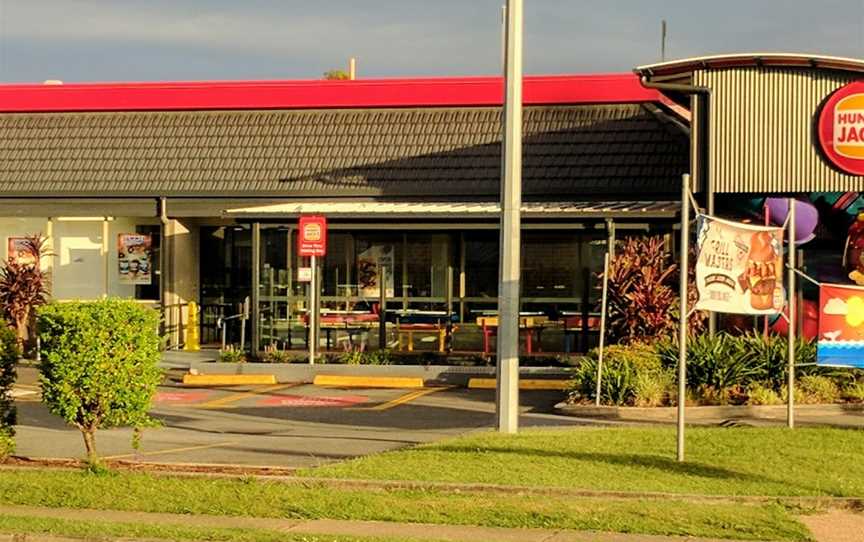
[{"x1": 223, "y1": 200, "x2": 680, "y2": 219}]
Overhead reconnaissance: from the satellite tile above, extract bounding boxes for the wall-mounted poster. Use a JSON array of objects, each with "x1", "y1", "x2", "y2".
[
  {"x1": 695, "y1": 216, "x2": 784, "y2": 315},
  {"x1": 817, "y1": 283, "x2": 864, "y2": 368},
  {"x1": 357, "y1": 244, "x2": 395, "y2": 298},
  {"x1": 7, "y1": 237, "x2": 37, "y2": 266},
  {"x1": 117, "y1": 233, "x2": 152, "y2": 285}
]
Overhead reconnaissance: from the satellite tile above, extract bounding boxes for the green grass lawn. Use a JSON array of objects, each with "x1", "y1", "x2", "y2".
[
  {"x1": 0, "y1": 469, "x2": 810, "y2": 541},
  {"x1": 301, "y1": 426, "x2": 864, "y2": 497},
  {"x1": 0, "y1": 514, "x2": 424, "y2": 542}
]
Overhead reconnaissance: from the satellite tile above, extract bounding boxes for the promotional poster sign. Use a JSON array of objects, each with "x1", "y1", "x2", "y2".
[
  {"x1": 817, "y1": 283, "x2": 864, "y2": 368},
  {"x1": 298, "y1": 215, "x2": 327, "y2": 257},
  {"x1": 818, "y1": 81, "x2": 864, "y2": 176},
  {"x1": 695, "y1": 216, "x2": 784, "y2": 314},
  {"x1": 357, "y1": 244, "x2": 395, "y2": 298},
  {"x1": 6, "y1": 237, "x2": 37, "y2": 266},
  {"x1": 117, "y1": 233, "x2": 152, "y2": 285}
]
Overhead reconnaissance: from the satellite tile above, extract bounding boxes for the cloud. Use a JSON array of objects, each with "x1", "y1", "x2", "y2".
[{"x1": 825, "y1": 298, "x2": 849, "y2": 315}]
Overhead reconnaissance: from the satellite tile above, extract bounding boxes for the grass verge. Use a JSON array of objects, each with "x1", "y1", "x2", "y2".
[
  {"x1": 301, "y1": 426, "x2": 864, "y2": 497},
  {"x1": 0, "y1": 514, "x2": 416, "y2": 542},
  {"x1": 0, "y1": 469, "x2": 811, "y2": 541}
]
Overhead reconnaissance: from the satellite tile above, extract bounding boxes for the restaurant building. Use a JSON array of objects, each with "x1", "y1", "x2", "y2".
[
  {"x1": 4, "y1": 53, "x2": 859, "y2": 355},
  {"x1": 0, "y1": 73, "x2": 687, "y2": 355}
]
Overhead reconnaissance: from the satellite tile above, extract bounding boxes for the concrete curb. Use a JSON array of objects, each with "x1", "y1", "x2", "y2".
[
  {"x1": 554, "y1": 402, "x2": 864, "y2": 422},
  {"x1": 168, "y1": 361, "x2": 574, "y2": 386},
  {"x1": 469, "y1": 378, "x2": 570, "y2": 390},
  {"x1": 313, "y1": 374, "x2": 424, "y2": 388},
  {"x1": 181, "y1": 374, "x2": 277, "y2": 386}
]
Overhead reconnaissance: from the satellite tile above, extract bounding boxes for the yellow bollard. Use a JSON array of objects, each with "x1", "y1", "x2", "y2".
[{"x1": 183, "y1": 301, "x2": 200, "y2": 352}]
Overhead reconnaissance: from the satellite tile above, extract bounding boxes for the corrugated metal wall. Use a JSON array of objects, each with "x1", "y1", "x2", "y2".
[{"x1": 694, "y1": 67, "x2": 864, "y2": 193}]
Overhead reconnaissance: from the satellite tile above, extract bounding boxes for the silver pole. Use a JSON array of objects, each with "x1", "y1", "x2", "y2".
[
  {"x1": 787, "y1": 199, "x2": 797, "y2": 429},
  {"x1": 595, "y1": 252, "x2": 610, "y2": 406},
  {"x1": 496, "y1": 0, "x2": 523, "y2": 434},
  {"x1": 677, "y1": 174, "x2": 691, "y2": 462},
  {"x1": 309, "y1": 255, "x2": 318, "y2": 364}
]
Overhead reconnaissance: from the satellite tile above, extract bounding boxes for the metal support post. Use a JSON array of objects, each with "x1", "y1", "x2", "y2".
[
  {"x1": 595, "y1": 252, "x2": 610, "y2": 406},
  {"x1": 787, "y1": 200, "x2": 797, "y2": 429},
  {"x1": 378, "y1": 265, "x2": 387, "y2": 350},
  {"x1": 496, "y1": 0, "x2": 523, "y2": 434},
  {"x1": 309, "y1": 255, "x2": 318, "y2": 364},
  {"x1": 677, "y1": 174, "x2": 692, "y2": 462}
]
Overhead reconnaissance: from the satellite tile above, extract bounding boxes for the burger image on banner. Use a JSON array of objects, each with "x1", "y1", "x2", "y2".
[
  {"x1": 740, "y1": 231, "x2": 780, "y2": 311},
  {"x1": 695, "y1": 216, "x2": 784, "y2": 315}
]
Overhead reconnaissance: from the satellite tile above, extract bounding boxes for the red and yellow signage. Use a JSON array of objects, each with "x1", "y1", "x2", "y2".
[
  {"x1": 298, "y1": 215, "x2": 327, "y2": 257},
  {"x1": 818, "y1": 81, "x2": 864, "y2": 175}
]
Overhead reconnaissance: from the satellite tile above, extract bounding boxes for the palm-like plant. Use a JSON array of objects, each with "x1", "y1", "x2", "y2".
[{"x1": 0, "y1": 235, "x2": 50, "y2": 348}]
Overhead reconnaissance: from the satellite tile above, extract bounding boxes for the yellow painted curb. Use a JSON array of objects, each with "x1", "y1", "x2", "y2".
[
  {"x1": 182, "y1": 374, "x2": 277, "y2": 386},
  {"x1": 467, "y1": 378, "x2": 570, "y2": 390},
  {"x1": 313, "y1": 375, "x2": 424, "y2": 389}
]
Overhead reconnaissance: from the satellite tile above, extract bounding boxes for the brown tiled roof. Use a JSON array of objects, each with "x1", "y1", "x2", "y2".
[{"x1": 0, "y1": 104, "x2": 687, "y2": 197}]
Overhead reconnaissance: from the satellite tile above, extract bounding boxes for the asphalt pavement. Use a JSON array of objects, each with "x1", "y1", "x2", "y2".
[{"x1": 12, "y1": 365, "x2": 585, "y2": 468}]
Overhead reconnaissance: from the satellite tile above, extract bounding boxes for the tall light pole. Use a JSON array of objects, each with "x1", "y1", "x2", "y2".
[{"x1": 496, "y1": 0, "x2": 523, "y2": 434}]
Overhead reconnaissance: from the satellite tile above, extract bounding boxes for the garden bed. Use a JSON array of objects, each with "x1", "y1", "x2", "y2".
[{"x1": 554, "y1": 401, "x2": 864, "y2": 422}]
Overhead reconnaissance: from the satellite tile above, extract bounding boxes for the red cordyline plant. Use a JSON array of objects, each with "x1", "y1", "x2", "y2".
[
  {"x1": 0, "y1": 235, "x2": 50, "y2": 348},
  {"x1": 604, "y1": 236, "x2": 705, "y2": 344}
]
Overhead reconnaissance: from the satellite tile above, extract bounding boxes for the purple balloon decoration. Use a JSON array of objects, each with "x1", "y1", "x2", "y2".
[{"x1": 764, "y1": 197, "x2": 818, "y2": 244}]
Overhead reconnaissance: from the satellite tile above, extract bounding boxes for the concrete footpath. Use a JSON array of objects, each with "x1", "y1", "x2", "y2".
[{"x1": 0, "y1": 504, "x2": 765, "y2": 542}]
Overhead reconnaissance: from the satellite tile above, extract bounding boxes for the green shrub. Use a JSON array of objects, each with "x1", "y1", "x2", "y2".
[
  {"x1": 747, "y1": 382, "x2": 782, "y2": 405},
  {"x1": 336, "y1": 348, "x2": 392, "y2": 365},
  {"x1": 796, "y1": 375, "x2": 841, "y2": 404},
  {"x1": 657, "y1": 332, "x2": 818, "y2": 399},
  {"x1": 0, "y1": 322, "x2": 18, "y2": 460},
  {"x1": 842, "y1": 380, "x2": 864, "y2": 403},
  {"x1": 38, "y1": 299, "x2": 162, "y2": 464},
  {"x1": 219, "y1": 346, "x2": 246, "y2": 363},
  {"x1": 264, "y1": 345, "x2": 297, "y2": 363},
  {"x1": 569, "y1": 343, "x2": 668, "y2": 406},
  {"x1": 0, "y1": 428, "x2": 13, "y2": 461},
  {"x1": 633, "y1": 369, "x2": 673, "y2": 407}
]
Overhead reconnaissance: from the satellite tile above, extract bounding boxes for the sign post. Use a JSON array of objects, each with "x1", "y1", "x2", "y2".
[
  {"x1": 787, "y1": 200, "x2": 797, "y2": 429},
  {"x1": 677, "y1": 174, "x2": 691, "y2": 462},
  {"x1": 299, "y1": 216, "x2": 328, "y2": 365}
]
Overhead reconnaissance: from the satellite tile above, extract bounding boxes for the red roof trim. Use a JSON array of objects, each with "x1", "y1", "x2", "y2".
[{"x1": 0, "y1": 74, "x2": 664, "y2": 113}]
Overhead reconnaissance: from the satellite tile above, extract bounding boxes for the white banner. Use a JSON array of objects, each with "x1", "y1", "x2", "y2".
[{"x1": 695, "y1": 216, "x2": 784, "y2": 315}]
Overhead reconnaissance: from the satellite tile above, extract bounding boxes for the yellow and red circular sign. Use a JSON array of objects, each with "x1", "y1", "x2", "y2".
[{"x1": 819, "y1": 81, "x2": 864, "y2": 175}]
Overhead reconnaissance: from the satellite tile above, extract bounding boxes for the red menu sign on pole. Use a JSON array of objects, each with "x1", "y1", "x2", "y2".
[{"x1": 298, "y1": 215, "x2": 327, "y2": 257}]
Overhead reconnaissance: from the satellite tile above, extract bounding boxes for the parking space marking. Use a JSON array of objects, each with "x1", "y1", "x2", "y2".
[
  {"x1": 357, "y1": 386, "x2": 452, "y2": 411},
  {"x1": 103, "y1": 440, "x2": 238, "y2": 461},
  {"x1": 194, "y1": 383, "x2": 300, "y2": 410}
]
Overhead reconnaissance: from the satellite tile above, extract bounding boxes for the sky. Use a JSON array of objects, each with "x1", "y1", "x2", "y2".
[{"x1": 1, "y1": 0, "x2": 864, "y2": 83}]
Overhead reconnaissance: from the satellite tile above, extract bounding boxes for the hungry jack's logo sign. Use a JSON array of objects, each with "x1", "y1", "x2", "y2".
[{"x1": 818, "y1": 81, "x2": 864, "y2": 175}]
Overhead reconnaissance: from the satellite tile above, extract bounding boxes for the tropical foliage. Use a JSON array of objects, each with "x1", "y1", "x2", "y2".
[
  {"x1": 604, "y1": 236, "x2": 705, "y2": 344},
  {"x1": 0, "y1": 235, "x2": 50, "y2": 349}
]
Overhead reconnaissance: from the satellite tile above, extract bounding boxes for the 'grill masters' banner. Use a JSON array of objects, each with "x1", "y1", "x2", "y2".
[
  {"x1": 818, "y1": 283, "x2": 864, "y2": 368},
  {"x1": 695, "y1": 216, "x2": 784, "y2": 314}
]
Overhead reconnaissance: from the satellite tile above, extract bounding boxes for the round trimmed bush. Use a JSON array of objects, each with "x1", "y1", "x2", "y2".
[{"x1": 38, "y1": 299, "x2": 162, "y2": 464}]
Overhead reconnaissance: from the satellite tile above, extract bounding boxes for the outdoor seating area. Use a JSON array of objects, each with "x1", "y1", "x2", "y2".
[{"x1": 255, "y1": 307, "x2": 602, "y2": 357}]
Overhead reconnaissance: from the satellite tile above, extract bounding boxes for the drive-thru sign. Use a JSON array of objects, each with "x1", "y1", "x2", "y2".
[
  {"x1": 298, "y1": 215, "x2": 327, "y2": 257},
  {"x1": 299, "y1": 215, "x2": 327, "y2": 364}
]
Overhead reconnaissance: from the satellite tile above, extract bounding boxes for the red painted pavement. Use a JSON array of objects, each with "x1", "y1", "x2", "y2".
[{"x1": 0, "y1": 74, "x2": 666, "y2": 113}]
